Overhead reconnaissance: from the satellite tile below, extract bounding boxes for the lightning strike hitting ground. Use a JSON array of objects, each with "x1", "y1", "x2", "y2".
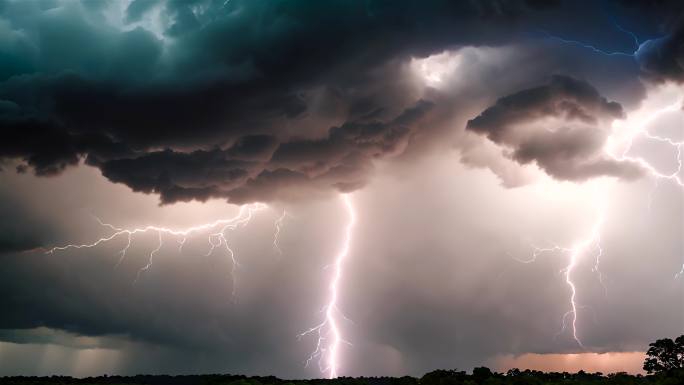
[
  {"x1": 299, "y1": 194, "x2": 356, "y2": 379},
  {"x1": 48, "y1": 203, "x2": 269, "y2": 296}
]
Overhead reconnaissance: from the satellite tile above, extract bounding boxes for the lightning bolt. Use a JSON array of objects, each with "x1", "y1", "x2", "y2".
[
  {"x1": 534, "y1": 20, "x2": 683, "y2": 187},
  {"x1": 606, "y1": 100, "x2": 684, "y2": 187},
  {"x1": 538, "y1": 29, "x2": 636, "y2": 57},
  {"x1": 523, "y1": 19, "x2": 683, "y2": 346},
  {"x1": 516, "y1": 84, "x2": 683, "y2": 348},
  {"x1": 521, "y1": 209, "x2": 605, "y2": 348},
  {"x1": 537, "y1": 18, "x2": 649, "y2": 58},
  {"x1": 49, "y1": 193, "x2": 358, "y2": 376},
  {"x1": 299, "y1": 194, "x2": 356, "y2": 379},
  {"x1": 48, "y1": 203, "x2": 268, "y2": 297},
  {"x1": 607, "y1": 95, "x2": 684, "y2": 281},
  {"x1": 540, "y1": 20, "x2": 684, "y2": 279},
  {"x1": 273, "y1": 209, "x2": 289, "y2": 255}
]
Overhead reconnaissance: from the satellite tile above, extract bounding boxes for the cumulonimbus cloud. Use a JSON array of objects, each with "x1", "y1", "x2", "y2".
[{"x1": 0, "y1": 1, "x2": 679, "y2": 203}]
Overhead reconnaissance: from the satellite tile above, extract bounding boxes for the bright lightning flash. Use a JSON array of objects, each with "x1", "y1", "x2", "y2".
[
  {"x1": 48, "y1": 203, "x2": 276, "y2": 297},
  {"x1": 49, "y1": 193, "x2": 358, "y2": 377},
  {"x1": 518, "y1": 84, "x2": 683, "y2": 348},
  {"x1": 521, "y1": 209, "x2": 605, "y2": 348},
  {"x1": 299, "y1": 194, "x2": 356, "y2": 379}
]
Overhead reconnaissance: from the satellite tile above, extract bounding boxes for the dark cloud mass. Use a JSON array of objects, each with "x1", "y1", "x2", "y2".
[
  {"x1": 96, "y1": 100, "x2": 432, "y2": 203},
  {"x1": 636, "y1": 20, "x2": 684, "y2": 83},
  {"x1": 466, "y1": 75, "x2": 644, "y2": 181},
  {"x1": 0, "y1": 0, "x2": 681, "y2": 204},
  {"x1": 0, "y1": 0, "x2": 533, "y2": 204}
]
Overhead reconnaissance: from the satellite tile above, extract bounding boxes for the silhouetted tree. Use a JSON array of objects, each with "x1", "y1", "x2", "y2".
[
  {"x1": 420, "y1": 369, "x2": 467, "y2": 385},
  {"x1": 471, "y1": 367, "x2": 493, "y2": 384},
  {"x1": 643, "y1": 335, "x2": 684, "y2": 374}
]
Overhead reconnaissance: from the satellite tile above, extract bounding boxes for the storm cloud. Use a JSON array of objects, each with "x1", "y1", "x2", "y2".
[
  {"x1": 0, "y1": 0, "x2": 683, "y2": 379},
  {"x1": 0, "y1": 0, "x2": 531, "y2": 204},
  {"x1": 466, "y1": 75, "x2": 645, "y2": 182},
  {"x1": 0, "y1": 0, "x2": 680, "y2": 204}
]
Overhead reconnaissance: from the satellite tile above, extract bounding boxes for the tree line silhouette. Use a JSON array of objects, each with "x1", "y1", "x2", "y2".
[{"x1": 1, "y1": 335, "x2": 683, "y2": 385}]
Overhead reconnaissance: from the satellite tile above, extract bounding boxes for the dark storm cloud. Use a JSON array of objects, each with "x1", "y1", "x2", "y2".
[
  {"x1": 636, "y1": 20, "x2": 684, "y2": 84},
  {"x1": 613, "y1": 0, "x2": 684, "y2": 84},
  {"x1": 2, "y1": 0, "x2": 670, "y2": 205},
  {"x1": 0, "y1": 187, "x2": 54, "y2": 254},
  {"x1": 466, "y1": 75, "x2": 644, "y2": 181},
  {"x1": 96, "y1": 100, "x2": 432, "y2": 204}
]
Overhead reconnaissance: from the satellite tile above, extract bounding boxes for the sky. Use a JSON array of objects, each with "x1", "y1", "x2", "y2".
[{"x1": 0, "y1": 0, "x2": 683, "y2": 379}]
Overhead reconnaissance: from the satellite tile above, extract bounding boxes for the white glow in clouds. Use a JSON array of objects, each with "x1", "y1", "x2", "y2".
[
  {"x1": 410, "y1": 51, "x2": 462, "y2": 88},
  {"x1": 523, "y1": 83, "x2": 683, "y2": 348}
]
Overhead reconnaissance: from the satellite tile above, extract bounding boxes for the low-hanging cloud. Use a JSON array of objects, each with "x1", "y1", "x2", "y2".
[
  {"x1": 466, "y1": 75, "x2": 645, "y2": 182},
  {"x1": 97, "y1": 100, "x2": 433, "y2": 204}
]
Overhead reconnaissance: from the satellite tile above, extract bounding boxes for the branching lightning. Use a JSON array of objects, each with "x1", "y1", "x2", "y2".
[
  {"x1": 519, "y1": 210, "x2": 605, "y2": 347},
  {"x1": 538, "y1": 29, "x2": 636, "y2": 57},
  {"x1": 606, "y1": 102, "x2": 684, "y2": 188},
  {"x1": 298, "y1": 194, "x2": 356, "y2": 379},
  {"x1": 48, "y1": 203, "x2": 269, "y2": 296},
  {"x1": 514, "y1": 21, "x2": 684, "y2": 348},
  {"x1": 538, "y1": 18, "x2": 648, "y2": 58},
  {"x1": 516, "y1": 84, "x2": 683, "y2": 348},
  {"x1": 49, "y1": 194, "x2": 358, "y2": 377}
]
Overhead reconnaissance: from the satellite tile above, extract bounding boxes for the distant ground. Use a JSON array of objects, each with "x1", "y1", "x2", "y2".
[{"x1": 2, "y1": 369, "x2": 684, "y2": 385}]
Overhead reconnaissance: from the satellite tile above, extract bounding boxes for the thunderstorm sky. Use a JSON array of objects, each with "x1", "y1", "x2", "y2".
[{"x1": 0, "y1": 0, "x2": 683, "y2": 378}]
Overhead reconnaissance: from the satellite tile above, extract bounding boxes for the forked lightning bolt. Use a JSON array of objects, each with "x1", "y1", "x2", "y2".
[
  {"x1": 48, "y1": 203, "x2": 271, "y2": 296},
  {"x1": 606, "y1": 100, "x2": 684, "y2": 187},
  {"x1": 518, "y1": 84, "x2": 683, "y2": 348},
  {"x1": 520, "y1": 211, "x2": 605, "y2": 347},
  {"x1": 48, "y1": 194, "x2": 357, "y2": 376},
  {"x1": 299, "y1": 194, "x2": 356, "y2": 379},
  {"x1": 517, "y1": 21, "x2": 684, "y2": 347}
]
